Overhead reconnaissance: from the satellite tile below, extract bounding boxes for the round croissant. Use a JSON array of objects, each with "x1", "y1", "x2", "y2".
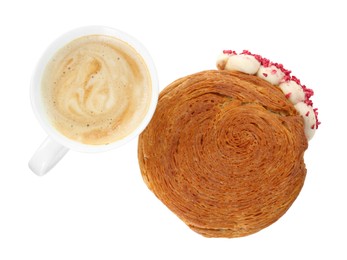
[{"x1": 138, "y1": 70, "x2": 308, "y2": 238}]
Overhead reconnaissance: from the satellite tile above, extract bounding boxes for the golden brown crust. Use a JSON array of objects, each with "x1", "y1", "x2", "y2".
[{"x1": 138, "y1": 70, "x2": 308, "y2": 238}]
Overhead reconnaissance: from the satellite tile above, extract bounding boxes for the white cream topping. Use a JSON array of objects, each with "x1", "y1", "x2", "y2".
[
  {"x1": 225, "y1": 54, "x2": 261, "y2": 75},
  {"x1": 216, "y1": 52, "x2": 318, "y2": 141},
  {"x1": 279, "y1": 80, "x2": 305, "y2": 104},
  {"x1": 294, "y1": 102, "x2": 316, "y2": 140},
  {"x1": 257, "y1": 65, "x2": 285, "y2": 85},
  {"x1": 216, "y1": 53, "x2": 232, "y2": 70}
]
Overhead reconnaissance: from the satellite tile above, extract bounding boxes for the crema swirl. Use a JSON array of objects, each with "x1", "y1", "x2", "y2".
[{"x1": 41, "y1": 35, "x2": 152, "y2": 145}]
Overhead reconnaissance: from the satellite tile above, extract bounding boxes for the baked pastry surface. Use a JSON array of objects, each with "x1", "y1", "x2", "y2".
[{"x1": 138, "y1": 70, "x2": 308, "y2": 237}]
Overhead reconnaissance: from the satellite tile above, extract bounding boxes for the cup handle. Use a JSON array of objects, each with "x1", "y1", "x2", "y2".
[{"x1": 29, "y1": 137, "x2": 69, "y2": 176}]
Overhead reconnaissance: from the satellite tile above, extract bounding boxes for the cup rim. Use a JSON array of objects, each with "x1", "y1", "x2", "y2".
[{"x1": 30, "y1": 25, "x2": 159, "y2": 153}]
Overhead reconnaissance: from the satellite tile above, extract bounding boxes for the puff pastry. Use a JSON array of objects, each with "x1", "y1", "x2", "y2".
[{"x1": 138, "y1": 70, "x2": 308, "y2": 237}]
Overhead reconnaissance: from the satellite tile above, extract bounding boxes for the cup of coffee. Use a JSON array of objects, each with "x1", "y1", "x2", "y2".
[{"x1": 29, "y1": 26, "x2": 158, "y2": 176}]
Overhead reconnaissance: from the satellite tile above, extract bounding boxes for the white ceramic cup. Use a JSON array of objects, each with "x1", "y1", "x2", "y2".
[{"x1": 29, "y1": 26, "x2": 159, "y2": 176}]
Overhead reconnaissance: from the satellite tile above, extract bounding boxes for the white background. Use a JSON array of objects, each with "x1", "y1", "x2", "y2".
[{"x1": 1, "y1": 0, "x2": 346, "y2": 259}]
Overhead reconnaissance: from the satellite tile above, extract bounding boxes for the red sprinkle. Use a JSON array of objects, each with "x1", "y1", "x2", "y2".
[
  {"x1": 263, "y1": 73, "x2": 268, "y2": 77},
  {"x1": 302, "y1": 85, "x2": 314, "y2": 100},
  {"x1": 223, "y1": 50, "x2": 237, "y2": 55},
  {"x1": 285, "y1": 92, "x2": 292, "y2": 99},
  {"x1": 305, "y1": 111, "x2": 310, "y2": 117},
  {"x1": 313, "y1": 108, "x2": 320, "y2": 129},
  {"x1": 241, "y1": 50, "x2": 252, "y2": 55},
  {"x1": 271, "y1": 69, "x2": 277, "y2": 74},
  {"x1": 291, "y1": 76, "x2": 301, "y2": 85},
  {"x1": 311, "y1": 124, "x2": 316, "y2": 130},
  {"x1": 305, "y1": 99, "x2": 313, "y2": 107},
  {"x1": 282, "y1": 75, "x2": 291, "y2": 82}
]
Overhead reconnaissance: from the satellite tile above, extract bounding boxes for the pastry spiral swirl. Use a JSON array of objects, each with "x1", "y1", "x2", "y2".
[{"x1": 138, "y1": 70, "x2": 308, "y2": 237}]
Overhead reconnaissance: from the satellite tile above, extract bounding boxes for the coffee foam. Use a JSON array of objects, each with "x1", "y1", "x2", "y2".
[{"x1": 41, "y1": 35, "x2": 152, "y2": 145}]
